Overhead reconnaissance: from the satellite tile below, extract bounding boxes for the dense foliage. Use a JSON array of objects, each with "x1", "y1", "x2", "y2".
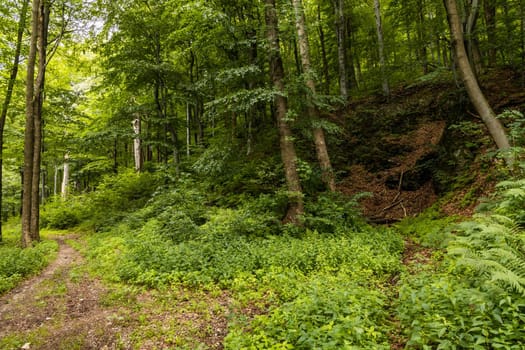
[
  {"x1": 0, "y1": 225, "x2": 57, "y2": 294},
  {"x1": 2, "y1": 0, "x2": 525, "y2": 347}
]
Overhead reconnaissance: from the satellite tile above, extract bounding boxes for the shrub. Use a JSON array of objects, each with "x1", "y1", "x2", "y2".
[
  {"x1": 41, "y1": 199, "x2": 83, "y2": 229},
  {"x1": 225, "y1": 275, "x2": 392, "y2": 349},
  {"x1": 0, "y1": 239, "x2": 58, "y2": 294},
  {"x1": 398, "y1": 272, "x2": 525, "y2": 349},
  {"x1": 397, "y1": 179, "x2": 525, "y2": 349},
  {"x1": 303, "y1": 192, "x2": 369, "y2": 234}
]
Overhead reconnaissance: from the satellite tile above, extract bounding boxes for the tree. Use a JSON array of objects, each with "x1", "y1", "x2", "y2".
[
  {"x1": 483, "y1": 0, "x2": 497, "y2": 67},
  {"x1": 373, "y1": 0, "x2": 390, "y2": 97},
  {"x1": 333, "y1": 0, "x2": 348, "y2": 99},
  {"x1": 265, "y1": 0, "x2": 304, "y2": 224},
  {"x1": 444, "y1": 0, "x2": 511, "y2": 157},
  {"x1": 0, "y1": 0, "x2": 29, "y2": 242},
  {"x1": 292, "y1": 0, "x2": 336, "y2": 191},
  {"x1": 22, "y1": 0, "x2": 42, "y2": 247}
]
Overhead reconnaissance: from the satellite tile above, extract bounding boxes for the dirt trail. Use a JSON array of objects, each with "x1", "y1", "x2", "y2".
[
  {"x1": 0, "y1": 236, "x2": 230, "y2": 350},
  {"x1": 0, "y1": 236, "x2": 118, "y2": 349}
]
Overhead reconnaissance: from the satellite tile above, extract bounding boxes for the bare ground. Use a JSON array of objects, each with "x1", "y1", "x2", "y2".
[{"x1": 0, "y1": 236, "x2": 231, "y2": 350}]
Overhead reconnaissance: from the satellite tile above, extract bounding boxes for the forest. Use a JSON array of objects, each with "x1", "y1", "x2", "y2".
[{"x1": 1, "y1": 0, "x2": 525, "y2": 348}]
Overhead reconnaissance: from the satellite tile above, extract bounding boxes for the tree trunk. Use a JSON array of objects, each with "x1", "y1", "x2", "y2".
[
  {"x1": 374, "y1": 0, "x2": 390, "y2": 97},
  {"x1": 265, "y1": 0, "x2": 304, "y2": 224},
  {"x1": 132, "y1": 116, "x2": 142, "y2": 172},
  {"x1": 22, "y1": 0, "x2": 41, "y2": 247},
  {"x1": 53, "y1": 164, "x2": 58, "y2": 196},
  {"x1": 333, "y1": 0, "x2": 348, "y2": 100},
  {"x1": 317, "y1": 5, "x2": 330, "y2": 95},
  {"x1": 61, "y1": 154, "x2": 69, "y2": 198},
  {"x1": 345, "y1": 16, "x2": 359, "y2": 90},
  {"x1": 30, "y1": 0, "x2": 50, "y2": 241},
  {"x1": 465, "y1": 0, "x2": 482, "y2": 74},
  {"x1": 292, "y1": 0, "x2": 336, "y2": 191},
  {"x1": 444, "y1": 0, "x2": 511, "y2": 156},
  {"x1": 186, "y1": 102, "x2": 191, "y2": 157},
  {"x1": 0, "y1": 0, "x2": 29, "y2": 242},
  {"x1": 483, "y1": 0, "x2": 497, "y2": 67}
]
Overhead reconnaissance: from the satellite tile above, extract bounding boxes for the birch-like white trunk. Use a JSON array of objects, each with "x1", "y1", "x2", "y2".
[
  {"x1": 132, "y1": 117, "x2": 142, "y2": 172},
  {"x1": 61, "y1": 154, "x2": 69, "y2": 199},
  {"x1": 186, "y1": 103, "x2": 191, "y2": 157}
]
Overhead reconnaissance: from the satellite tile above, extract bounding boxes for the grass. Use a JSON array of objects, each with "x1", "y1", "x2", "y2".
[{"x1": 0, "y1": 220, "x2": 59, "y2": 295}]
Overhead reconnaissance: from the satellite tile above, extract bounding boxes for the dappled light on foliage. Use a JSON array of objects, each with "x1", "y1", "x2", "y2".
[{"x1": 3, "y1": 0, "x2": 525, "y2": 347}]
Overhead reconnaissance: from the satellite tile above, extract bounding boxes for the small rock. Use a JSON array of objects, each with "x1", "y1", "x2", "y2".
[{"x1": 21, "y1": 343, "x2": 31, "y2": 349}]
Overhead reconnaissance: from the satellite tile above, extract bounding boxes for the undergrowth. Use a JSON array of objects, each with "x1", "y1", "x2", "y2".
[
  {"x1": 35, "y1": 160, "x2": 525, "y2": 348},
  {"x1": 396, "y1": 177, "x2": 525, "y2": 349},
  {"x1": 0, "y1": 222, "x2": 58, "y2": 295}
]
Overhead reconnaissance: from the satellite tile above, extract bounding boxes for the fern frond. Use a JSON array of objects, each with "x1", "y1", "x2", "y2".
[
  {"x1": 452, "y1": 211, "x2": 525, "y2": 296},
  {"x1": 490, "y1": 270, "x2": 525, "y2": 296},
  {"x1": 496, "y1": 179, "x2": 525, "y2": 190}
]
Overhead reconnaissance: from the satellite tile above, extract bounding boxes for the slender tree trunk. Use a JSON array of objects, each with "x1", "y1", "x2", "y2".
[
  {"x1": 345, "y1": 16, "x2": 358, "y2": 89},
  {"x1": 265, "y1": 0, "x2": 304, "y2": 224},
  {"x1": 333, "y1": 0, "x2": 348, "y2": 100},
  {"x1": 292, "y1": 0, "x2": 336, "y2": 191},
  {"x1": 465, "y1": 0, "x2": 482, "y2": 74},
  {"x1": 53, "y1": 164, "x2": 58, "y2": 196},
  {"x1": 22, "y1": 0, "x2": 41, "y2": 247},
  {"x1": 317, "y1": 5, "x2": 330, "y2": 95},
  {"x1": 61, "y1": 154, "x2": 69, "y2": 198},
  {"x1": 30, "y1": 0, "x2": 50, "y2": 241},
  {"x1": 416, "y1": 1, "x2": 429, "y2": 74},
  {"x1": 374, "y1": 0, "x2": 390, "y2": 97},
  {"x1": 520, "y1": 0, "x2": 525, "y2": 88},
  {"x1": 483, "y1": 0, "x2": 497, "y2": 67},
  {"x1": 186, "y1": 103, "x2": 191, "y2": 157},
  {"x1": 445, "y1": 0, "x2": 511, "y2": 156},
  {"x1": 0, "y1": 0, "x2": 29, "y2": 242},
  {"x1": 132, "y1": 117, "x2": 142, "y2": 172}
]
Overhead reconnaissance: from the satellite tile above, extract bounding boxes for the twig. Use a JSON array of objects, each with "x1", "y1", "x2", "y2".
[
  {"x1": 381, "y1": 199, "x2": 403, "y2": 212},
  {"x1": 400, "y1": 201, "x2": 407, "y2": 217}
]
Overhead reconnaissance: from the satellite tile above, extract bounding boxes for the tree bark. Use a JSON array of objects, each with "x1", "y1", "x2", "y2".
[
  {"x1": 0, "y1": 0, "x2": 29, "y2": 242},
  {"x1": 22, "y1": 0, "x2": 41, "y2": 247},
  {"x1": 416, "y1": 1, "x2": 429, "y2": 74},
  {"x1": 132, "y1": 117, "x2": 142, "y2": 172},
  {"x1": 333, "y1": 0, "x2": 348, "y2": 100},
  {"x1": 265, "y1": 0, "x2": 304, "y2": 224},
  {"x1": 483, "y1": 0, "x2": 497, "y2": 67},
  {"x1": 61, "y1": 154, "x2": 69, "y2": 198},
  {"x1": 292, "y1": 0, "x2": 336, "y2": 191},
  {"x1": 444, "y1": 0, "x2": 511, "y2": 156},
  {"x1": 317, "y1": 5, "x2": 330, "y2": 95},
  {"x1": 465, "y1": 0, "x2": 482, "y2": 74},
  {"x1": 374, "y1": 0, "x2": 390, "y2": 97},
  {"x1": 30, "y1": 0, "x2": 50, "y2": 241},
  {"x1": 186, "y1": 102, "x2": 191, "y2": 157}
]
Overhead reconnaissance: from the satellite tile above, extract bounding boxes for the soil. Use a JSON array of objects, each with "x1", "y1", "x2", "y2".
[
  {"x1": 0, "y1": 235, "x2": 231, "y2": 350},
  {"x1": 336, "y1": 68, "x2": 525, "y2": 222}
]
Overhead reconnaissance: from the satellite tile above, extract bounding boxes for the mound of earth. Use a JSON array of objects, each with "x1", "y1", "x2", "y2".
[{"x1": 338, "y1": 121, "x2": 445, "y2": 223}]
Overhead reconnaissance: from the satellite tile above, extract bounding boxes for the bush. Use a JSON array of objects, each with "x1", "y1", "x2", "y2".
[
  {"x1": 397, "y1": 178, "x2": 525, "y2": 349},
  {"x1": 226, "y1": 276, "x2": 392, "y2": 349},
  {"x1": 41, "y1": 199, "x2": 83, "y2": 229},
  {"x1": 398, "y1": 273, "x2": 525, "y2": 349},
  {"x1": 0, "y1": 239, "x2": 58, "y2": 294},
  {"x1": 303, "y1": 192, "x2": 369, "y2": 234}
]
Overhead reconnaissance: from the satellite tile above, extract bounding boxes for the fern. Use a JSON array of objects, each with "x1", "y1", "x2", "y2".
[{"x1": 450, "y1": 215, "x2": 525, "y2": 296}]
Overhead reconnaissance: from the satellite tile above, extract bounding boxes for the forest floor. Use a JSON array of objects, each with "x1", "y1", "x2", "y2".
[
  {"x1": 0, "y1": 234, "x2": 230, "y2": 350},
  {"x1": 0, "y1": 233, "x2": 437, "y2": 350},
  {"x1": 336, "y1": 68, "x2": 525, "y2": 223}
]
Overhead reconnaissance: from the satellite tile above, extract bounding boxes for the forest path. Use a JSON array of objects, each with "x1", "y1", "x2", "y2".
[
  {"x1": 0, "y1": 235, "x2": 119, "y2": 349},
  {"x1": 0, "y1": 235, "x2": 230, "y2": 349}
]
